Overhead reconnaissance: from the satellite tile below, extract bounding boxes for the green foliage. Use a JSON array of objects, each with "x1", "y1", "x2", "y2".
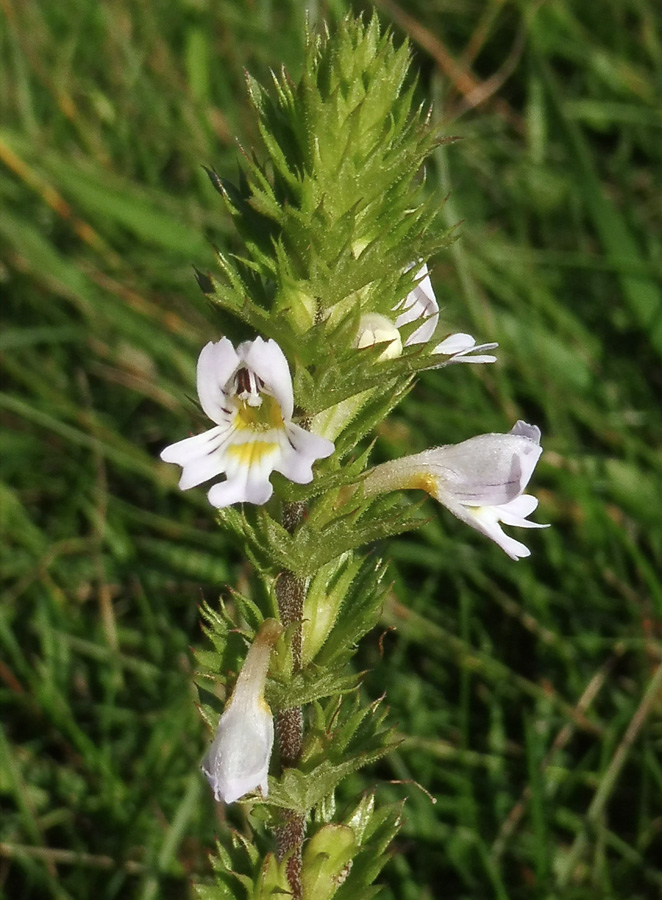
[
  {"x1": 214, "y1": 481, "x2": 427, "y2": 578},
  {"x1": 197, "y1": 795, "x2": 402, "y2": 900},
  {"x1": 301, "y1": 794, "x2": 403, "y2": 900},
  {"x1": 220, "y1": 14, "x2": 442, "y2": 318},
  {"x1": 301, "y1": 824, "x2": 356, "y2": 900},
  {"x1": 266, "y1": 695, "x2": 400, "y2": 817},
  {"x1": 194, "y1": 832, "x2": 291, "y2": 900}
]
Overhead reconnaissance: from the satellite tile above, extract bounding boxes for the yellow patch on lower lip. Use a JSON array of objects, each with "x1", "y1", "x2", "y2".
[{"x1": 226, "y1": 441, "x2": 280, "y2": 466}]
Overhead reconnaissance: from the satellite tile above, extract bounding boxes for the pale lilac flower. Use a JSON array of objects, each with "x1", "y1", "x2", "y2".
[
  {"x1": 160, "y1": 337, "x2": 334, "y2": 508},
  {"x1": 354, "y1": 263, "x2": 496, "y2": 364},
  {"x1": 202, "y1": 620, "x2": 282, "y2": 804},
  {"x1": 363, "y1": 421, "x2": 548, "y2": 559}
]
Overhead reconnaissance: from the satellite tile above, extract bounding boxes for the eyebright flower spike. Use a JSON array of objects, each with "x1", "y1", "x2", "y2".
[
  {"x1": 160, "y1": 337, "x2": 334, "y2": 508},
  {"x1": 202, "y1": 619, "x2": 283, "y2": 804},
  {"x1": 363, "y1": 421, "x2": 548, "y2": 559}
]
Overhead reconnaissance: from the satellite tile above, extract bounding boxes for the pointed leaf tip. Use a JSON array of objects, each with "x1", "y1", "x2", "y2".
[
  {"x1": 193, "y1": 267, "x2": 214, "y2": 295},
  {"x1": 202, "y1": 165, "x2": 225, "y2": 195}
]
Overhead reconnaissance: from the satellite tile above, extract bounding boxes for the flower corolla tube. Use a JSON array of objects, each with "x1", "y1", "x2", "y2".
[
  {"x1": 160, "y1": 337, "x2": 334, "y2": 508},
  {"x1": 201, "y1": 619, "x2": 282, "y2": 804},
  {"x1": 363, "y1": 421, "x2": 548, "y2": 559}
]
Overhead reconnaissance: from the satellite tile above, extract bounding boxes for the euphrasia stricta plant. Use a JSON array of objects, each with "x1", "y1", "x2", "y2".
[{"x1": 159, "y1": 16, "x2": 547, "y2": 899}]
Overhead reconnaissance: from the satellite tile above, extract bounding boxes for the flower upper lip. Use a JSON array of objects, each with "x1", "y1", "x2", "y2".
[{"x1": 394, "y1": 262, "x2": 440, "y2": 346}]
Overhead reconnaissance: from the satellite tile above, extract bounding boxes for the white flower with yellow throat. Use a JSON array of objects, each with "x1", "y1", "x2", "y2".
[
  {"x1": 161, "y1": 336, "x2": 334, "y2": 508},
  {"x1": 363, "y1": 421, "x2": 548, "y2": 559}
]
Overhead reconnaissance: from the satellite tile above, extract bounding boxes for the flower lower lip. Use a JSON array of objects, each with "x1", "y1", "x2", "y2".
[{"x1": 226, "y1": 441, "x2": 280, "y2": 465}]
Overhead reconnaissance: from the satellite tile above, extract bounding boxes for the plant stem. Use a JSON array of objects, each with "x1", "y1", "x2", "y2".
[{"x1": 275, "y1": 500, "x2": 306, "y2": 898}]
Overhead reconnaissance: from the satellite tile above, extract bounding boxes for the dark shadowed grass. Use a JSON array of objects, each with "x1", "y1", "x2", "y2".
[{"x1": 1, "y1": 1, "x2": 661, "y2": 898}]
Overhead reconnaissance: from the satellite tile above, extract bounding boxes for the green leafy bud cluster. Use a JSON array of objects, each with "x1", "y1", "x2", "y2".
[{"x1": 198, "y1": 15, "x2": 453, "y2": 417}]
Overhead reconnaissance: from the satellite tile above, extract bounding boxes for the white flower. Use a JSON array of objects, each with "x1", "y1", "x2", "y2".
[
  {"x1": 363, "y1": 421, "x2": 548, "y2": 559},
  {"x1": 394, "y1": 262, "x2": 440, "y2": 346},
  {"x1": 358, "y1": 262, "x2": 497, "y2": 364},
  {"x1": 202, "y1": 619, "x2": 282, "y2": 804},
  {"x1": 433, "y1": 332, "x2": 498, "y2": 366},
  {"x1": 160, "y1": 337, "x2": 334, "y2": 508}
]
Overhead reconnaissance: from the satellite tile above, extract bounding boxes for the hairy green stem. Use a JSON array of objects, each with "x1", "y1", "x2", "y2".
[{"x1": 275, "y1": 500, "x2": 306, "y2": 898}]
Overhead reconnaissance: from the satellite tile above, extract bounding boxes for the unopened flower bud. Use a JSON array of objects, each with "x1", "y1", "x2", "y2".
[
  {"x1": 355, "y1": 313, "x2": 403, "y2": 360},
  {"x1": 201, "y1": 619, "x2": 283, "y2": 803}
]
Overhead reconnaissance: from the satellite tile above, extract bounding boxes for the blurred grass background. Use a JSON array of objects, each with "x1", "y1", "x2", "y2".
[{"x1": 1, "y1": 0, "x2": 661, "y2": 898}]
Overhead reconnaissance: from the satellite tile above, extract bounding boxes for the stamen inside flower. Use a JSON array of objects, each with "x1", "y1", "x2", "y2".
[
  {"x1": 235, "y1": 367, "x2": 264, "y2": 407},
  {"x1": 226, "y1": 378, "x2": 288, "y2": 468}
]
